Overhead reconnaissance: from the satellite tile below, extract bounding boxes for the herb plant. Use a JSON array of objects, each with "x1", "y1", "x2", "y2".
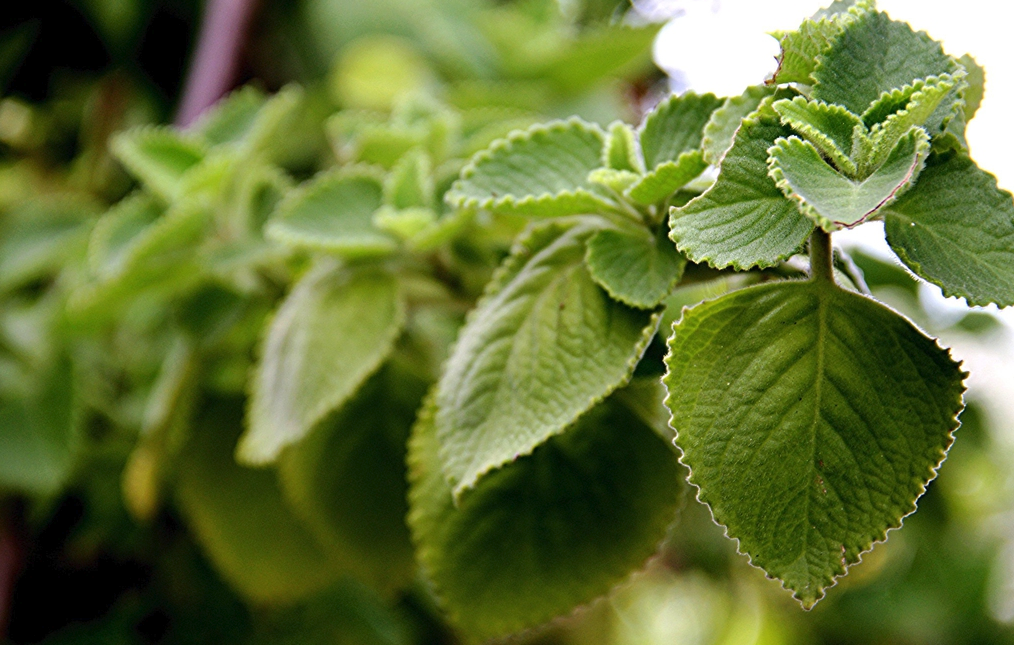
[{"x1": 2, "y1": 0, "x2": 1013, "y2": 642}]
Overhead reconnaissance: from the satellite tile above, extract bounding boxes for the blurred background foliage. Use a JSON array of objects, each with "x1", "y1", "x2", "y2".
[{"x1": 1, "y1": 0, "x2": 1013, "y2": 643}]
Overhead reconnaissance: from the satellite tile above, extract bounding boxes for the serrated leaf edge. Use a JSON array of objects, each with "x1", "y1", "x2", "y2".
[{"x1": 661, "y1": 281, "x2": 966, "y2": 608}]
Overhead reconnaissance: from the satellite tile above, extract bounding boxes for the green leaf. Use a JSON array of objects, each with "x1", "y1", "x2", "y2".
[
  {"x1": 771, "y1": 96, "x2": 866, "y2": 176},
  {"x1": 238, "y1": 261, "x2": 405, "y2": 464},
  {"x1": 663, "y1": 280, "x2": 965, "y2": 607},
  {"x1": 445, "y1": 118, "x2": 617, "y2": 217},
  {"x1": 585, "y1": 224, "x2": 686, "y2": 309},
  {"x1": 0, "y1": 356, "x2": 78, "y2": 496},
  {"x1": 0, "y1": 198, "x2": 96, "y2": 293},
  {"x1": 866, "y1": 73, "x2": 960, "y2": 168},
  {"x1": 408, "y1": 394, "x2": 682, "y2": 641},
  {"x1": 958, "y1": 53, "x2": 985, "y2": 122},
  {"x1": 87, "y1": 193, "x2": 209, "y2": 282},
  {"x1": 669, "y1": 116, "x2": 813, "y2": 270},
  {"x1": 383, "y1": 148, "x2": 434, "y2": 209},
  {"x1": 278, "y1": 367, "x2": 424, "y2": 594},
  {"x1": 770, "y1": 16, "x2": 846, "y2": 86},
  {"x1": 192, "y1": 86, "x2": 268, "y2": 146},
  {"x1": 265, "y1": 168, "x2": 398, "y2": 258},
  {"x1": 639, "y1": 92, "x2": 723, "y2": 171},
  {"x1": 433, "y1": 218, "x2": 659, "y2": 497},
  {"x1": 175, "y1": 398, "x2": 340, "y2": 604},
  {"x1": 603, "y1": 121, "x2": 644, "y2": 173},
  {"x1": 110, "y1": 126, "x2": 207, "y2": 201},
  {"x1": 811, "y1": 10, "x2": 959, "y2": 116},
  {"x1": 883, "y1": 152, "x2": 1014, "y2": 307},
  {"x1": 767, "y1": 127, "x2": 928, "y2": 231},
  {"x1": 536, "y1": 24, "x2": 661, "y2": 95},
  {"x1": 702, "y1": 85, "x2": 775, "y2": 166},
  {"x1": 625, "y1": 152, "x2": 709, "y2": 206}
]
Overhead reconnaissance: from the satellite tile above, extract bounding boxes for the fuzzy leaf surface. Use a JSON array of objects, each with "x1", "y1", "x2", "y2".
[
  {"x1": 266, "y1": 170, "x2": 398, "y2": 257},
  {"x1": 625, "y1": 152, "x2": 709, "y2": 206},
  {"x1": 445, "y1": 118, "x2": 616, "y2": 217},
  {"x1": 767, "y1": 128, "x2": 928, "y2": 230},
  {"x1": 409, "y1": 396, "x2": 682, "y2": 641},
  {"x1": 883, "y1": 152, "x2": 1014, "y2": 307},
  {"x1": 811, "y1": 10, "x2": 959, "y2": 116},
  {"x1": 585, "y1": 225, "x2": 686, "y2": 309},
  {"x1": 702, "y1": 85, "x2": 775, "y2": 166},
  {"x1": 639, "y1": 91, "x2": 723, "y2": 170},
  {"x1": 669, "y1": 116, "x2": 813, "y2": 269},
  {"x1": 604, "y1": 121, "x2": 644, "y2": 173},
  {"x1": 278, "y1": 368, "x2": 424, "y2": 594},
  {"x1": 176, "y1": 399, "x2": 340, "y2": 604},
  {"x1": 664, "y1": 280, "x2": 965, "y2": 607},
  {"x1": 771, "y1": 16, "x2": 845, "y2": 85},
  {"x1": 433, "y1": 219, "x2": 658, "y2": 497},
  {"x1": 866, "y1": 74, "x2": 960, "y2": 167},
  {"x1": 771, "y1": 97, "x2": 865, "y2": 175},
  {"x1": 239, "y1": 262, "x2": 405, "y2": 464}
]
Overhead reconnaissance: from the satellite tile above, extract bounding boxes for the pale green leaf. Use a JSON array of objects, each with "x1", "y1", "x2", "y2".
[
  {"x1": 771, "y1": 97, "x2": 866, "y2": 176},
  {"x1": 372, "y1": 206, "x2": 437, "y2": 241},
  {"x1": 883, "y1": 152, "x2": 1014, "y2": 307},
  {"x1": 669, "y1": 116, "x2": 813, "y2": 270},
  {"x1": 625, "y1": 152, "x2": 709, "y2": 206},
  {"x1": 663, "y1": 280, "x2": 965, "y2": 607},
  {"x1": 265, "y1": 169, "x2": 398, "y2": 258},
  {"x1": 0, "y1": 356, "x2": 78, "y2": 495},
  {"x1": 866, "y1": 73, "x2": 960, "y2": 168},
  {"x1": 811, "y1": 10, "x2": 960, "y2": 116},
  {"x1": 238, "y1": 261, "x2": 405, "y2": 464},
  {"x1": 767, "y1": 127, "x2": 928, "y2": 230},
  {"x1": 0, "y1": 198, "x2": 96, "y2": 293},
  {"x1": 585, "y1": 224, "x2": 686, "y2": 309},
  {"x1": 110, "y1": 126, "x2": 207, "y2": 201},
  {"x1": 176, "y1": 398, "x2": 340, "y2": 604},
  {"x1": 328, "y1": 112, "x2": 426, "y2": 169},
  {"x1": 588, "y1": 168, "x2": 641, "y2": 194},
  {"x1": 702, "y1": 85, "x2": 775, "y2": 166},
  {"x1": 409, "y1": 394, "x2": 682, "y2": 641},
  {"x1": 445, "y1": 118, "x2": 617, "y2": 217},
  {"x1": 537, "y1": 24, "x2": 661, "y2": 95},
  {"x1": 87, "y1": 192, "x2": 209, "y2": 281},
  {"x1": 770, "y1": 17, "x2": 845, "y2": 86},
  {"x1": 433, "y1": 218, "x2": 659, "y2": 497},
  {"x1": 603, "y1": 121, "x2": 644, "y2": 173},
  {"x1": 192, "y1": 85, "x2": 267, "y2": 146},
  {"x1": 639, "y1": 91, "x2": 723, "y2": 171},
  {"x1": 384, "y1": 148, "x2": 434, "y2": 209},
  {"x1": 278, "y1": 367, "x2": 424, "y2": 594},
  {"x1": 958, "y1": 53, "x2": 985, "y2": 122}
]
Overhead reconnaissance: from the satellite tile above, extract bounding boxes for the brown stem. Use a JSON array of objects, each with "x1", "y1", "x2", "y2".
[
  {"x1": 809, "y1": 227, "x2": 834, "y2": 284},
  {"x1": 175, "y1": 0, "x2": 260, "y2": 127}
]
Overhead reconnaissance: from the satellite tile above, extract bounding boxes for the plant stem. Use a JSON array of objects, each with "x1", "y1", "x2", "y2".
[
  {"x1": 809, "y1": 227, "x2": 834, "y2": 284},
  {"x1": 175, "y1": 0, "x2": 260, "y2": 127},
  {"x1": 0, "y1": 502, "x2": 24, "y2": 640}
]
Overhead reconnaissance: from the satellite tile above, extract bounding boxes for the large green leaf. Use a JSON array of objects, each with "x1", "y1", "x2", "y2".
[
  {"x1": 625, "y1": 153, "x2": 709, "y2": 206},
  {"x1": 771, "y1": 97, "x2": 866, "y2": 176},
  {"x1": 811, "y1": 10, "x2": 959, "y2": 116},
  {"x1": 883, "y1": 152, "x2": 1014, "y2": 307},
  {"x1": 0, "y1": 356, "x2": 77, "y2": 495},
  {"x1": 175, "y1": 398, "x2": 341, "y2": 604},
  {"x1": 663, "y1": 280, "x2": 965, "y2": 607},
  {"x1": 277, "y1": 367, "x2": 424, "y2": 594},
  {"x1": 669, "y1": 116, "x2": 813, "y2": 269},
  {"x1": 110, "y1": 126, "x2": 207, "y2": 201},
  {"x1": 238, "y1": 261, "x2": 404, "y2": 464},
  {"x1": 767, "y1": 127, "x2": 928, "y2": 231},
  {"x1": 444, "y1": 118, "x2": 617, "y2": 217},
  {"x1": 585, "y1": 224, "x2": 686, "y2": 309},
  {"x1": 409, "y1": 394, "x2": 682, "y2": 641},
  {"x1": 433, "y1": 218, "x2": 659, "y2": 497},
  {"x1": 265, "y1": 169, "x2": 398, "y2": 257}
]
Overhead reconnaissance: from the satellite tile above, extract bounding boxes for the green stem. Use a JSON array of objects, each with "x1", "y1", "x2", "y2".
[{"x1": 809, "y1": 228, "x2": 834, "y2": 284}]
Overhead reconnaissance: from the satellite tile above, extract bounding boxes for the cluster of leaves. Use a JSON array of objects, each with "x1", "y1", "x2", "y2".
[{"x1": 3, "y1": 0, "x2": 1014, "y2": 643}]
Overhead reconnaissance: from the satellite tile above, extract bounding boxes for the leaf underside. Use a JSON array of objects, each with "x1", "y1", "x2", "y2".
[{"x1": 664, "y1": 280, "x2": 965, "y2": 607}]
